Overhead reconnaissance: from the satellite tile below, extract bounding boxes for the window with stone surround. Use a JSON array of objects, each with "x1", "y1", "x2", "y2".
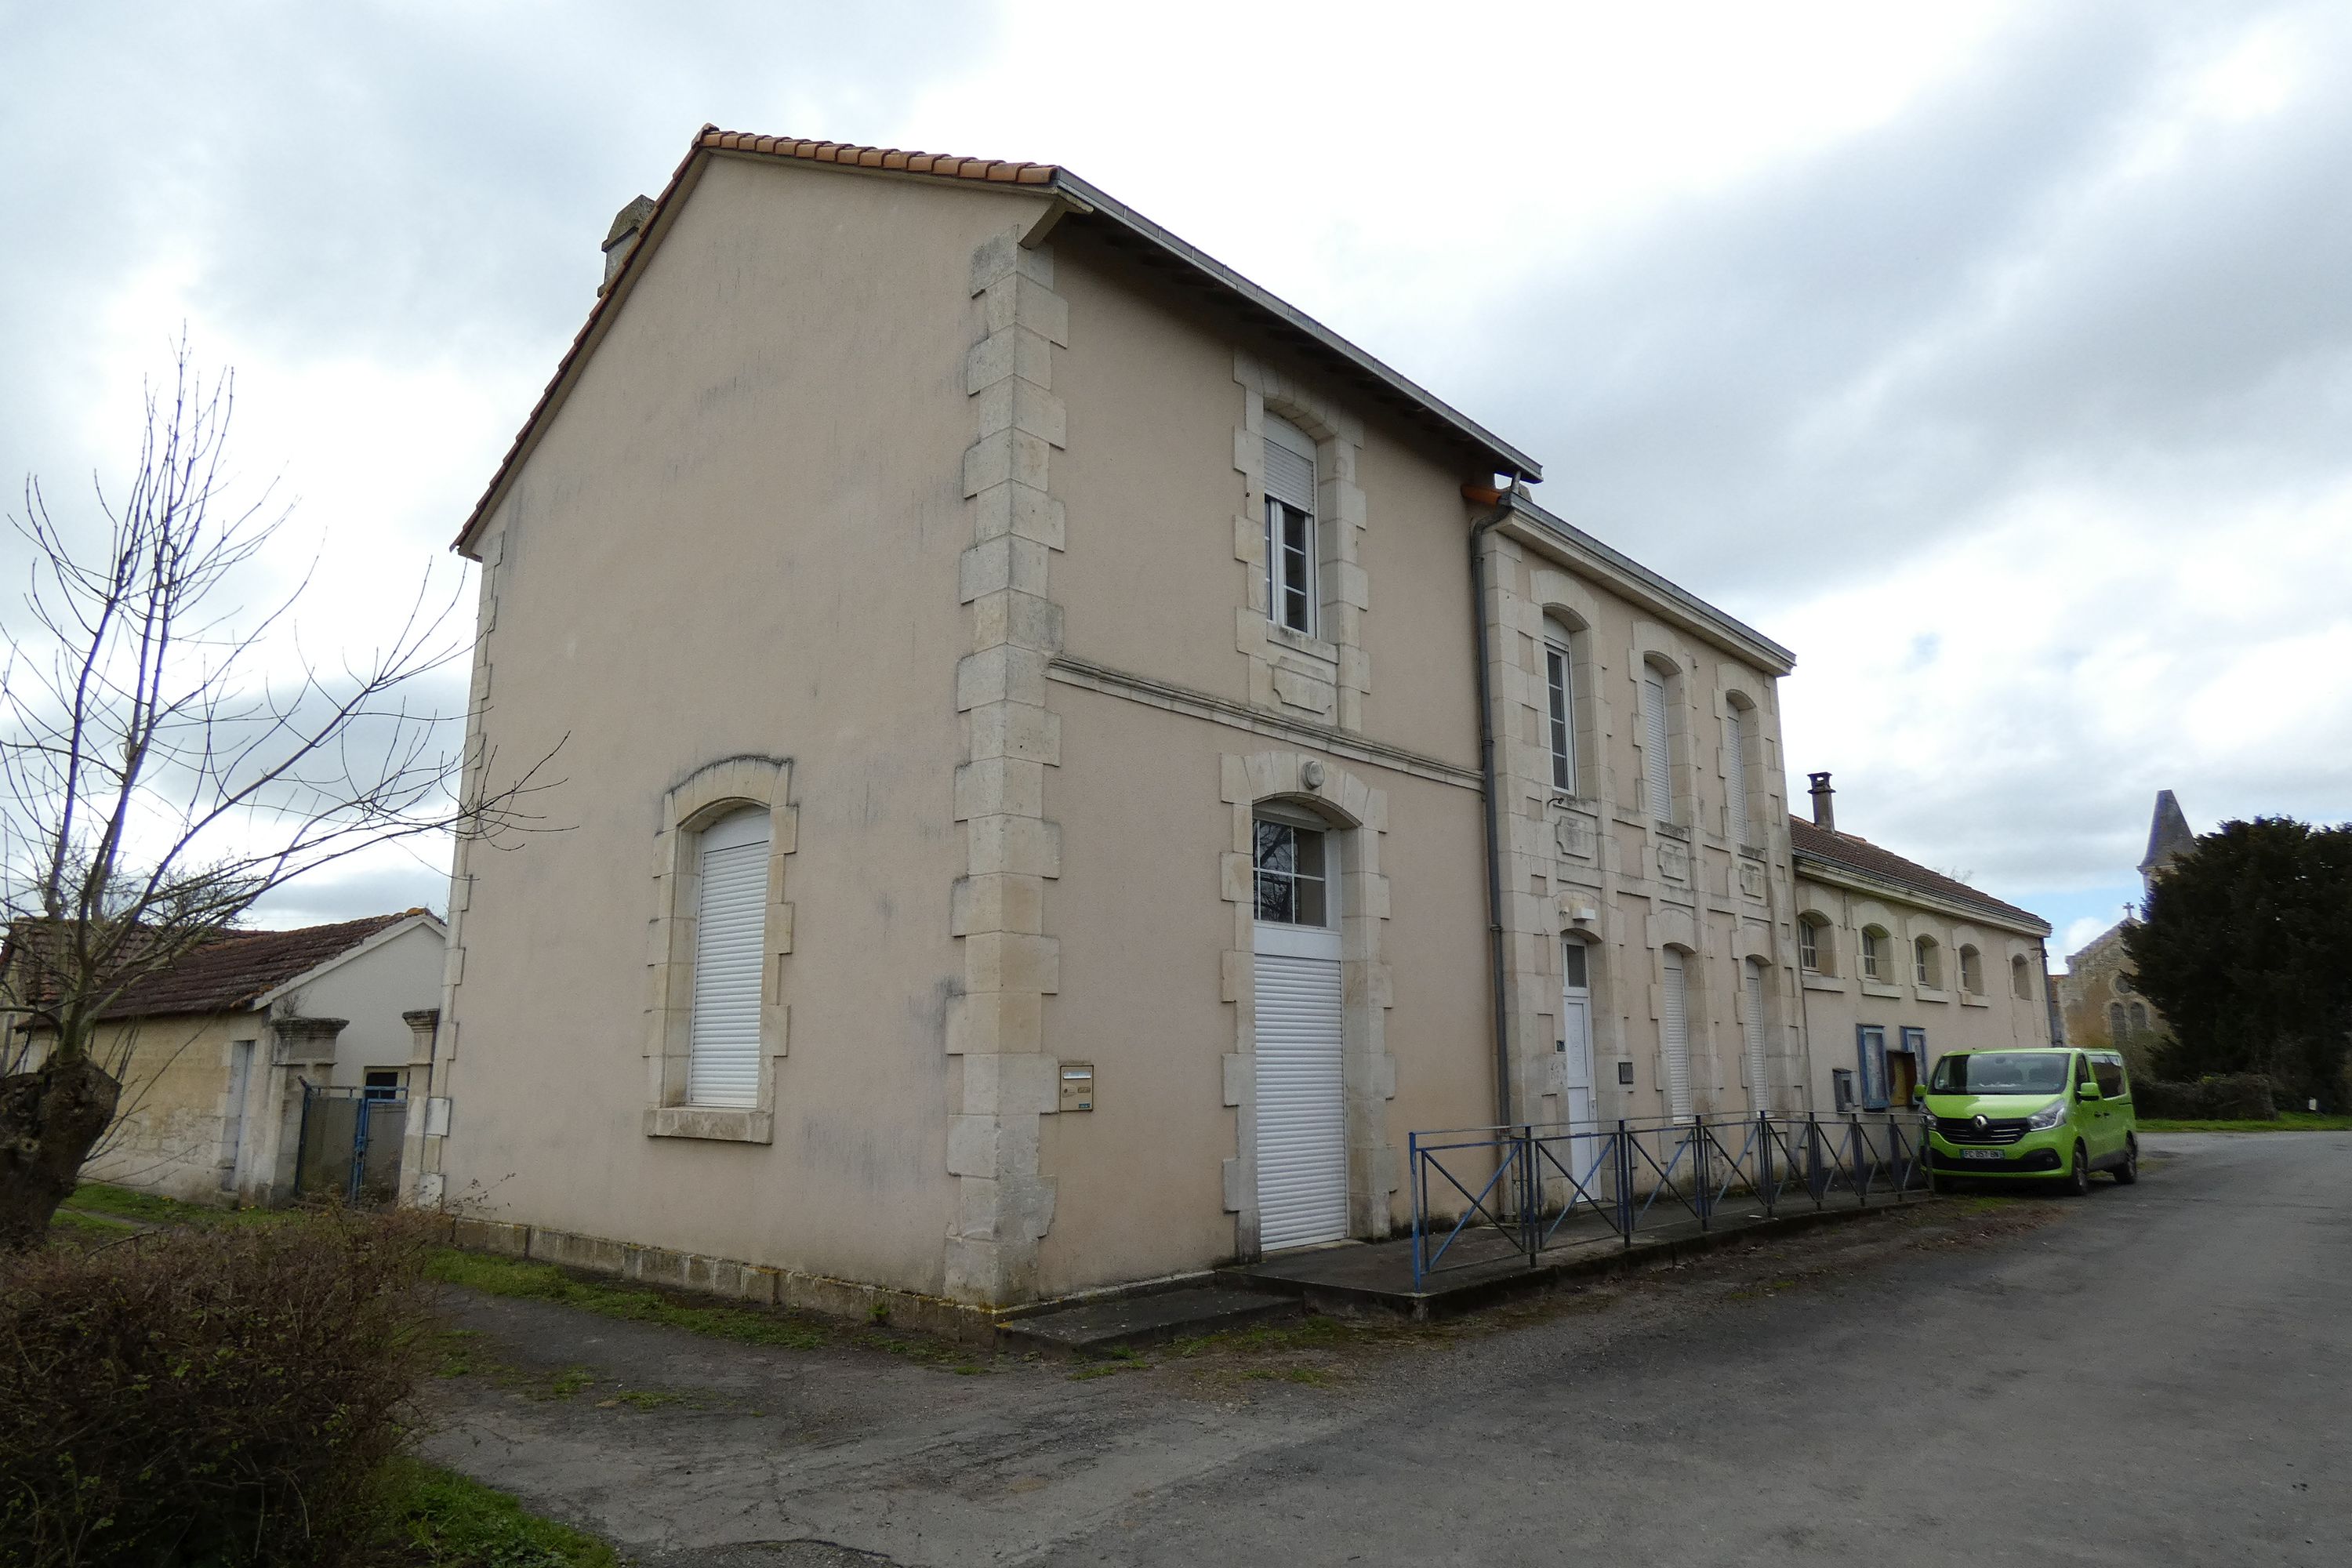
[
  {"x1": 1958, "y1": 945, "x2": 1983, "y2": 995},
  {"x1": 1639, "y1": 657, "x2": 1679, "y2": 825},
  {"x1": 1860, "y1": 925, "x2": 1889, "y2": 982},
  {"x1": 1253, "y1": 809, "x2": 1330, "y2": 927},
  {"x1": 1542, "y1": 614, "x2": 1577, "y2": 793},
  {"x1": 1263, "y1": 416, "x2": 1318, "y2": 637},
  {"x1": 685, "y1": 805, "x2": 771, "y2": 1108},
  {"x1": 1913, "y1": 935, "x2": 1941, "y2": 989},
  {"x1": 1799, "y1": 913, "x2": 1831, "y2": 975},
  {"x1": 2011, "y1": 953, "x2": 2033, "y2": 1000},
  {"x1": 1724, "y1": 696, "x2": 1755, "y2": 848}
]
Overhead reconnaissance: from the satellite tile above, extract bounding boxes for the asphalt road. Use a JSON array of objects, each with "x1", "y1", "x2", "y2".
[
  {"x1": 430, "y1": 1131, "x2": 2350, "y2": 1566},
  {"x1": 1033, "y1": 1132, "x2": 2350, "y2": 1566}
]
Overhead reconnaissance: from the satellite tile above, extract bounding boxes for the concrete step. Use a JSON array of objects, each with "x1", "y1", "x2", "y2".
[{"x1": 999, "y1": 1287, "x2": 1301, "y2": 1358}]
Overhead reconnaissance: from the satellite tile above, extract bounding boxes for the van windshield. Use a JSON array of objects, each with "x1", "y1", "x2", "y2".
[{"x1": 1931, "y1": 1053, "x2": 2069, "y2": 1095}]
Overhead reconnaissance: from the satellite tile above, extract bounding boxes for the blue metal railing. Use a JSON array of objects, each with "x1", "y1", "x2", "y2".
[{"x1": 1408, "y1": 1111, "x2": 1933, "y2": 1290}]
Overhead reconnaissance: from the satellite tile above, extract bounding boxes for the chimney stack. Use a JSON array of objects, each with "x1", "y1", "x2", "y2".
[
  {"x1": 1808, "y1": 771, "x2": 1835, "y2": 831},
  {"x1": 599, "y1": 195, "x2": 658, "y2": 295}
]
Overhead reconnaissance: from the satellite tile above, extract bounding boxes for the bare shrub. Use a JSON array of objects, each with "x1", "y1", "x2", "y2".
[{"x1": 0, "y1": 1210, "x2": 435, "y2": 1566}]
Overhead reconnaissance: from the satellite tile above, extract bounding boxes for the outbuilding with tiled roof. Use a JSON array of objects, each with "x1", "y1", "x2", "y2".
[{"x1": 4, "y1": 911, "x2": 446, "y2": 1207}]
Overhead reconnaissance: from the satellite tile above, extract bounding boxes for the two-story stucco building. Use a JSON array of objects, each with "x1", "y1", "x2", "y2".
[{"x1": 412, "y1": 129, "x2": 2045, "y2": 1321}]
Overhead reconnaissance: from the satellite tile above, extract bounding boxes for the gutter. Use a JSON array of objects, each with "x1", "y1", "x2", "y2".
[{"x1": 1465, "y1": 486, "x2": 1516, "y2": 1129}]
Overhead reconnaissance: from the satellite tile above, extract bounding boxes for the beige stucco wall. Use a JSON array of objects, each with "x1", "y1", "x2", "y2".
[
  {"x1": 430, "y1": 157, "x2": 1054, "y2": 1292},
  {"x1": 1792, "y1": 870, "x2": 2051, "y2": 1106},
  {"x1": 78, "y1": 1011, "x2": 261, "y2": 1204},
  {"x1": 426, "y1": 153, "x2": 1831, "y2": 1308}
]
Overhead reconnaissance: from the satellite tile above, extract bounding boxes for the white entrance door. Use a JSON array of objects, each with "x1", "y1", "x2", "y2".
[
  {"x1": 1559, "y1": 938, "x2": 1597, "y2": 1127},
  {"x1": 1559, "y1": 938, "x2": 1608, "y2": 1201},
  {"x1": 1661, "y1": 948, "x2": 1694, "y2": 1119},
  {"x1": 1252, "y1": 811, "x2": 1347, "y2": 1252}
]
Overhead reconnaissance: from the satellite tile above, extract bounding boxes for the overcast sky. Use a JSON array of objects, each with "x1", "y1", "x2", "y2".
[{"x1": 4, "y1": 1, "x2": 2346, "y2": 959}]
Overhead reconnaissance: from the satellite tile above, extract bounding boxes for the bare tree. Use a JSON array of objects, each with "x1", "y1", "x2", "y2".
[{"x1": 0, "y1": 339, "x2": 557, "y2": 1247}]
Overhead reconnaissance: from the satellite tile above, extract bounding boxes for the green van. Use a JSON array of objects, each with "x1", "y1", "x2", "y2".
[{"x1": 1922, "y1": 1047, "x2": 2138, "y2": 1195}]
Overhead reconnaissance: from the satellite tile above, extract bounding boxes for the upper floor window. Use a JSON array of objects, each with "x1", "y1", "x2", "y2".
[
  {"x1": 1724, "y1": 699, "x2": 1754, "y2": 848},
  {"x1": 1263, "y1": 416, "x2": 1318, "y2": 637},
  {"x1": 2114, "y1": 973, "x2": 2135, "y2": 996},
  {"x1": 1914, "y1": 935, "x2": 1941, "y2": 989},
  {"x1": 1958, "y1": 945, "x2": 1983, "y2": 995},
  {"x1": 1640, "y1": 659, "x2": 1677, "y2": 823},
  {"x1": 2010, "y1": 953, "x2": 2033, "y2": 1000},
  {"x1": 1860, "y1": 926, "x2": 1888, "y2": 982},
  {"x1": 1253, "y1": 810, "x2": 1330, "y2": 927},
  {"x1": 2108, "y1": 1000, "x2": 2128, "y2": 1038},
  {"x1": 1798, "y1": 913, "x2": 1829, "y2": 975},
  {"x1": 2128, "y1": 1001, "x2": 2148, "y2": 1034},
  {"x1": 1542, "y1": 615, "x2": 1576, "y2": 793}
]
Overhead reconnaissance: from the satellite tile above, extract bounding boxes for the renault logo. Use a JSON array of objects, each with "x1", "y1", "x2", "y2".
[{"x1": 1973, "y1": 1114, "x2": 1989, "y2": 1130}]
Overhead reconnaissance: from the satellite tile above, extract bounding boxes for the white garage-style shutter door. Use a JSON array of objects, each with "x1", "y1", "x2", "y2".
[
  {"x1": 688, "y1": 808, "x2": 771, "y2": 1108},
  {"x1": 1642, "y1": 672, "x2": 1672, "y2": 820},
  {"x1": 1661, "y1": 948, "x2": 1693, "y2": 1119},
  {"x1": 1744, "y1": 960, "x2": 1769, "y2": 1112},
  {"x1": 1254, "y1": 950, "x2": 1348, "y2": 1250}
]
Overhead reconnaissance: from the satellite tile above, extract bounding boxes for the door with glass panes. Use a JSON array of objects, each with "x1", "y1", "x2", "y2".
[{"x1": 1251, "y1": 806, "x2": 1347, "y2": 1251}]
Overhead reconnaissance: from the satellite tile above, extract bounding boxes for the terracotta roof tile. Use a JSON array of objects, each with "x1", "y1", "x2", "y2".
[
  {"x1": 1788, "y1": 816, "x2": 2049, "y2": 934},
  {"x1": 5, "y1": 913, "x2": 427, "y2": 1021}
]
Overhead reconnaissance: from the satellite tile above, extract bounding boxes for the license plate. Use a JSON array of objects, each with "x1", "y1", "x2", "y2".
[{"x1": 1960, "y1": 1149, "x2": 2006, "y2": 1162}]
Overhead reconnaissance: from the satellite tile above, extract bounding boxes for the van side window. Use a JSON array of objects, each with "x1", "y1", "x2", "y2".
[
  {"x1": 2074, "y1": 1054, "x2": 2096, "y2": 1092},
  {"x1": 2093, "y1": 1054, "x2": 2127, "y2": 1099}
]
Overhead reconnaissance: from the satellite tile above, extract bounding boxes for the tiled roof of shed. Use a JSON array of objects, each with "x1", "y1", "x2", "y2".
[
  {"x1": 1788, "y1": 817, "x2": 2049, "y2": 934},
  {"x1": 4, "y1": 913, "x2": 422, "y2": 1021}
]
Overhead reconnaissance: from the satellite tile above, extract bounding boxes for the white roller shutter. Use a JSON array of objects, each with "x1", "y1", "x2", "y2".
[
  {"x1": 688, "y1": 808, "x2": 770, "y2": 1108},
  {"x1": 1744, "y1": 961, "x2": 1769, "y2": 1113},
  {"x1": 1642, "y1": 672, "x2": 1672, "y2": 821},
  {"x1": 1254, "y1": 952, "x2": 1347, "y2": 1250},
  {"x1": 1661, "y1": 948, "x2": 1693, "y2": 1119},
  {"x1": 1264, "y1": 416, "x2": 1318, "y2": 511}
]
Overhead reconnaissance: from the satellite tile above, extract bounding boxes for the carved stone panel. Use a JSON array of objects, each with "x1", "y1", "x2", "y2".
[
  {"x1": 1657, "y1": 838, "x2": 1690, "y2": 885},
  {"x1": 1552, "y1": 809, "x2": 1598, "y2": 862},
  {"x1": 1738, "y1": 858, "x2": 1766, "y2": 901}
]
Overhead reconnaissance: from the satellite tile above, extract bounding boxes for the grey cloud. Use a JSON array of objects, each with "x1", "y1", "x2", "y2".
[{"x1": 1465, "y1": 2, "x2": 2352, "y2": 593}]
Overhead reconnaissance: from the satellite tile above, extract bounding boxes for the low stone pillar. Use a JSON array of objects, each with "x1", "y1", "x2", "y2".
[
  {"x1": 261, "y1": 1017, "x2": 348, "y2": 1203},
  {"x1": 401, "y1": 1009, "x2": 440, "y2": 1094}
]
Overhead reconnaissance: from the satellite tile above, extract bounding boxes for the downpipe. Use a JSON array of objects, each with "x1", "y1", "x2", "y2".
[{"x1": 1465, "y1": 486, "x2": 1516, "y2": 1131}]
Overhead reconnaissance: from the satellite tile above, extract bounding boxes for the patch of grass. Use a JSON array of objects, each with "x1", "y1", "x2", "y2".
[
  {"x1": 48, "y1": 1207, "x2": 140, "y2": 1237},
  {"x1": 426, "y1": 1249, "x2": 830, "y2": 1349},
  {"x1": 2138, "y1": 1114, "x2": 2352, "y2": 1133},
  {"x1": 58, "y1": 1180, "x2": 285, "y2": 1229},
  {"x1": 369, "y1": 1457, "x2": 617, "y2": 1567},
  {"x1": 1068, "y1": 1360, "x2": 1148, "y2": 1381},
  {"x1": 546, "y1": 1366, "x2": 597, "y2": 1402}
]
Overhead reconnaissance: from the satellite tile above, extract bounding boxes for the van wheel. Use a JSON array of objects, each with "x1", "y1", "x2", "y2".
[
  {"x1": 2062, "y1": 1141, "x2": 2091, "y2": 1197},
  {"x1": 2113, "y1": 1136, "x2": 2139, "y2": 1185}
]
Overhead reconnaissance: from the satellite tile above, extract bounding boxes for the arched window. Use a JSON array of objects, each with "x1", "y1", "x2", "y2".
[
  {"x1": 1860, "y1": 926, "x2": 1889, "y2": 982},
  {"x1": 1798, "y1": 913, "x2": 1830, "y2": 975},
  {"x1": 2011, "y1": 954, "x2": 2033, "y2": 1000},
  {"x1": 687, "y1": 805, "x2": 773, "y2": 1109},
  {"x1": 1263, "y1": 416, "x2": 1318, "y2": 636},
  {"x1": 2108, "y1": 1001, "x2": 2128, "y2": 1039},
  {"x1": 1640, "y1": 658, "x2": 1677, "y2": 824},
  {"x1": 1724, "y1": 698, "x2": 1754, "y2": 848},
  {"x1": 1958, "y1": 946, "x2": 1983, "y2": 996},
  {"x1": 2128, "y1": 1002, "x2": 2148, "y2": 1035},
  {"x1": 1914, "y1": 935, "x2": 1940, "y2": 989},
  {"x1": 1542, "y1": 614, "x2": 1577, "y2": 793}
]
